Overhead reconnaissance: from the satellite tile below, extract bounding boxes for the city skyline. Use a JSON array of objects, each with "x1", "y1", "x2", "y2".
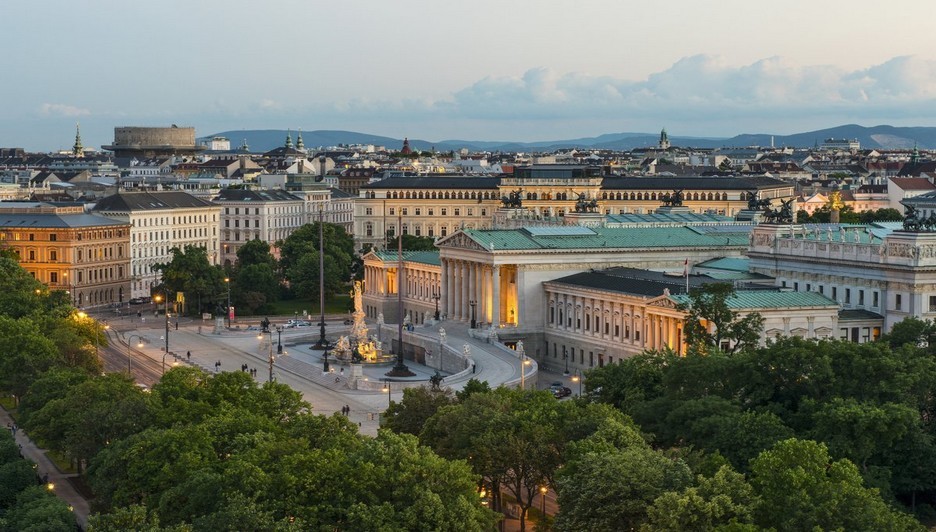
[{"x1": 3, "y1": 0, "x2": 936, "y2": 151}]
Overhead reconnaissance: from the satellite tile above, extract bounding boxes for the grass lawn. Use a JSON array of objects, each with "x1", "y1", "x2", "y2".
[
  {"x1": 268, "y1": 294, "x2": 351, "y2": 317},
  {"x1": 45, "y1": 450, "x2": 77, "y2": 474},
  {"x1": 0, "y1": 395, "x2": 16, "y2": 412}
]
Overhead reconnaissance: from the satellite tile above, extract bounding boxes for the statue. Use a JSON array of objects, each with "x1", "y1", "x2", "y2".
[
  {"x1": 747, "y1": 190, "x2": 772, "y2": 211},
  {"x1": 439, "y1": 328, "x2": 446, "y2": 344},
  {"x1": 661, "y1": 189, "x2": 684, "y2": 207},
  {"x1": 429, "y1": 371, "x2": 444, "y2": 390},
  {"x1": 573, "y1": 192, "x2": 599, "y2": 213},
  {"x1": 260, "y1": 317, "x2": 271, "y2": 333},
  {"x1": 763, "y1": 198, "x2": 795, "y2": 224},
  {"x1": 463, "y1": 344, "x2": 471, "y2": 357},
  {"x1": 500, "y1": 189, "x2": 523, "y2": 208}
]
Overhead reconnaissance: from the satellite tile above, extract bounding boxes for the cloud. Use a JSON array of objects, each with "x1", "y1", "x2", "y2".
[
  {"x1": 38, "y1": 103, "x2": 91, "y2": 118},
  {"x1": 436, "y1": 55, "x2": 936, "y2": 125}
]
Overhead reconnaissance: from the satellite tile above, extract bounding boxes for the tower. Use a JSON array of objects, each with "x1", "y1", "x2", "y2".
[
  {"x1": 296, "y1": 129, "x2": 304, "y2": 151},
  {"x1": 400, "y1": 137, "x2": 412, "y2": 155},
  {"x1": 72, "y1": 122, "x2": 84, "y2": 157},
  {"x1": 659, "y1": 128, "x2": 670, "y2": 150},
  {"x1": 285, "y1": 130, "x2": 293, "y2": 149}
]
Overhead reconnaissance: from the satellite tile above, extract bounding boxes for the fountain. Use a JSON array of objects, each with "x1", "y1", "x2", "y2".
[{"x1": 333, "y1": 281, "x2": 381, "y2": 363}]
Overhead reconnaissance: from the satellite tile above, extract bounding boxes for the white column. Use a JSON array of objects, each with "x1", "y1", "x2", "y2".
[
  {"x1": 454, "y1": 261, "x2": 463, "y2": 320},
  {"x1": 440, "y1": 260, "x2": 448, "y2": 318},
  {"x1": 468, "y1": 261, "x2": 476, "y2": 323},
  {"x1": 492, "y1": 265, "x2": 501, "y2": 326}
]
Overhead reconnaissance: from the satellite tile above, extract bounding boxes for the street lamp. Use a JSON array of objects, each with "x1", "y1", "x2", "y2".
[
  {"x1": 382, "y1": 379, "x2": 392, "y2": 407},
  {"x1": 257, "y1": 329, "x2": 275, "y2": 382},
  {"x1": 432, "y1": 291, "x2": 441, "y2": 321},
  {"x1": 276, "y1": 325, "x2": 283, "y2": 354},
  {"x1": 63, "y1": 272, "x2": 75, "y2": 307},
  {"x1": 314, "y1": 205, "x2": 328, "y2": 349},
  {"x1": 572, "y1": 369, "x2": 583, "y2": 396},
  {"x1": 126, "y1": 334, "x2": 145, "y2": 374},
  {"x1": 562, "y1": 346, "x2": 569, "y2": 375},
  {"x1": 154, "y1": 290, "x2": 170, "y2": 373},
  {"x1": 469, "y1": 300, "x2": 477, "y2": 329},
  {"x1": 540, "y1": 486, "x2": 548, "y2": 516},
  {"x1": 224, "y1": 277, "x2": 231, "y2": 328},
  {"x1": 518, "y1": 340, "x2": 531, "y2": 390}
]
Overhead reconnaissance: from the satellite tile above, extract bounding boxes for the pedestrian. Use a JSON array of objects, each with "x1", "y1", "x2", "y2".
[
  {"x1": 335, "y1": 376, "x2": 340, "y2": 383},
  {"x1": 340, "y1": 367, "x2": 344, "y2": 376},
  {"x1": 186, "y1": 350, "x2": 191, "y2": 361}
]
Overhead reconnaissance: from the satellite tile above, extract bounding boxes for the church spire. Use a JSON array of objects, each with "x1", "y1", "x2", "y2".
[
  {"x1": 659, "y1": 128, "x2": 670, "y2": 150},
  {"x1": 72, "y1": 122, "x2": 84, "y2": 157},
  {"x1": 285, "y1": 129, "x2": 293, "y2": 149},
  {"x1": 296, "y1": 128, "x2": 304, "y2": 150}
]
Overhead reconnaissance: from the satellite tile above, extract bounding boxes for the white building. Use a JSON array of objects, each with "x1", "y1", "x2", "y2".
[
  {"x1": 93, "y1": 191, "x2": 221, "y2": 298},
  {"x1": 213, "y1": 188, "x2": 305, "y2": 266}
]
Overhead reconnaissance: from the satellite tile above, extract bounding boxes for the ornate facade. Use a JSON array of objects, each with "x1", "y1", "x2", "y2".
[
  {"x1": 0, "y1": 202, "x2": 131, "y2": 307},
  {"x1": 354, "y1": 168, "x2": 793, "y2": 249}
]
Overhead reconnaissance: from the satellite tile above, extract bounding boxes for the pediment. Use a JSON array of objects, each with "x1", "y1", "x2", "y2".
[
  {"x1": 436, "y1": 231, "x2": 489, "y2": 252},
  {"x1": 648, "y1": 295, "x2": 680, "y2": 309}
]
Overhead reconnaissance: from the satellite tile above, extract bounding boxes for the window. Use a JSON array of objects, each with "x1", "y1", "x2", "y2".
[
  {"x1": 819, "y1": 285, "x2": 824, "y2": 294},
  {"x1": 365, "y1": 223, "x2": 373, "y2": 237},
  {"x1": 440, "y1": 227, "x2": 447, "y2": 237},
  {"x1": 28, "y1": 250, "x2": 35, "y2": 261},
  {"x1": 254, "y1": 220, "x2": 260, "y2": 228},
  {"x1": 468, "y1": 208, "x2": 473, "y2": 216},
  {"x1": 50, "y1": 250, "x2": 57, "y2": 261},
  {"x1": 930, "y1": 295, "x2": 936, "y2": 312},
  {"x1": 415, "y1": 208, "x2": 421, "y2": 216},
  {"x1": 896, "y1": 294, "x2": 903, "y2": 310},
  {"x1": 859, "y1": 290, "x2": 865, "y2": 306},
  {"x1": 845, "y1": 288, "x2": 851, "y2": 304},
  {"x1": 454, "y1": 208, "x2": 460, "y2": 216},
  {"x1": 441, "y1": 208, "x2": 447, "y2": 215},
  {"x1": 365, "y1": 208, "x2": 373, "y2": 215},
  {"x1": 550, "y1": 307, "x2": 555, "y2": 323},
  {"x1": 794, "y1": 282, "x2": 799, "y2": 291},
  {"x1": 49, "y1": 234, "x2": 57, "y2": 242},
  {"x1": 481, "y1": 208, "x2": 487, "y2": 216},
  {"x1": 585, "y1": 314, "x2": 590, "y2": 331},
  {"x1": 389, "y1": 208, "x2": 395, "y2": 215},
  {"x1": 873, "y1": 291, "x2": 879, "y2": 307},
  {"x1": 832, "y1": 287, "x2": 838, "y2": 300}
]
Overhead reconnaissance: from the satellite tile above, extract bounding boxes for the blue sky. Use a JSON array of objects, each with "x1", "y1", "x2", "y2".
[{"x1": 3, "y1": 0, "x2": 936, "y2": 151}]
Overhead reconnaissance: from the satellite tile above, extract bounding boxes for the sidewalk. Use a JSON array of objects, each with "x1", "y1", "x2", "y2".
[{"x1": 0, "y1": 407, "x2": 89, "y2": 530}]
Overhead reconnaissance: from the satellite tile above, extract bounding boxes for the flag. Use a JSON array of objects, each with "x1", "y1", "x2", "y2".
[{"x1": 683, "y1": 258, "x2": 689, "y2": 277}]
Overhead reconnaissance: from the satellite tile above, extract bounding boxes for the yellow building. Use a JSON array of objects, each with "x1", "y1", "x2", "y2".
[{"x1": 0, "y1": 202, "x2": 131, "y2": 307}]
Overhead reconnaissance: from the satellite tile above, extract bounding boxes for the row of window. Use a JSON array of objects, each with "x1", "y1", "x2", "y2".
[
  {"x1": 133, "y1": 214, "x2": 215, "y2": 226},
  {"x1": 551, "y1": 343, "x2": 613, "y2": 369},
  {"x1": 382, "y1": 206, "x2": 487, "y2": 217},
  {"x1": 783, "y1": 281, "x2": 881, "y2": 308},
  {"x1": 2, "y1": 229, "x2": 125, "y2": 242},
  {"x1": 223, "y1": 206, "x2": 302, "y2": 215},
  {"x1": 548, "y1": 305, "x2": 641, "y2": 341}
]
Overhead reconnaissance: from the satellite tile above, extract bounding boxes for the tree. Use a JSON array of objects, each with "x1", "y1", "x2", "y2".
[
  {"x1": 678, "y1": 283, "x2": 763, "y2": 355},
  {"x1": 390, "y1": 233, "x2": 437, "y2": 251},
  {"x1": 750, "y1": 438, "x2": 923, "y2": 531},
  {"x1": 381, "y1": 385, "x2": 456, "y2": 436},
  {"x1": 235, "y1": 239, "x2": 277, "y2": 270},
  {"x1": 153, "y1": 245, "x2": 226, "y2": 316},
  {"x1": 3, "y1": 486, "x2": 76, "y2": 532},
  {"x1": 278, "y1": 222, "x2": 355, "y2": 301},
  {"x1": 555, "y1": 445, "x2": 692, "y2": 531},
  {"x1": 643, "y1": 465, "x2": 759, "y2": 531},
  {"x1": 859, "y1": 208, "x2": 903, "y2": 223},
  {"x1": 0, "y1": 315, "x2": 60, "y2": 400}
]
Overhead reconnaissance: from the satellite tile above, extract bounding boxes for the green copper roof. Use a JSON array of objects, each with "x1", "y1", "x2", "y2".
[
  {"x1": 373, "y1": 250, "x2": 440, "y2": 266},
  {"x1": 671, "y1": 291, "x2": 838, "y2": 310},
  {"x1": 696, "y1": 257, "x2": 750, "y2": 272},
  {"x1": 461, "y1": 225, "x2": 750, "y2": 251}
]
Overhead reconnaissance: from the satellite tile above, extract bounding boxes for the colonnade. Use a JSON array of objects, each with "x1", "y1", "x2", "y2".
[
  {"x1": 441, "y1": 258, "x2": 512, "y2": 326},
  {"x1": 549, "y1": 293, "x2": 684, "y2": 354}
]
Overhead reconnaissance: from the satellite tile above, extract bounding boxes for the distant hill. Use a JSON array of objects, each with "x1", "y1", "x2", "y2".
[{"x1": 205, "y1": 124, "x2": 936, "y2": 153}]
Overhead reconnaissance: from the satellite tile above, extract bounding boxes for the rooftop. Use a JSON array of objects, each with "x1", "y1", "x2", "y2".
[{"x1": 455, "y1": 225, "x2": 750, "y2": 251}]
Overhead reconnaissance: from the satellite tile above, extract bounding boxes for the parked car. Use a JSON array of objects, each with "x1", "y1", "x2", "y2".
[
  {"x1": 548, "y1": 381, "x2": 564, "y2": 392},
  {"x1": 129, "y1": 298, "x2": 145, "y2": 305},
  {"x1": 553, "y1": 387, "x2": 572, "y2": 399}
]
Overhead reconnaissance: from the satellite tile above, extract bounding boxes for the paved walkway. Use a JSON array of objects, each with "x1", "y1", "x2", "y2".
[{"x1": 0, "y1": 407, "x2": 89, "y2": 530}]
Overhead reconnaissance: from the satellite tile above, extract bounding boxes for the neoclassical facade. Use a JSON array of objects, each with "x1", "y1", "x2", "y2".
[
  {"x1": 93, "y1": 191, "x2": 221, "y2": 298},
  {"x1": 214, "y1": 188, "x2": 305, "y2": 266},
  {"x1": 0, "y1": 202, "x2": 131, "y2": 307},
  {"x1": 361, "y1": 250, "x2": 441, "y2": 323},
  {"x1": 354, "y1": 168, "x2": 793, "y2": 249},
  {"x1": 747, "y1": 222, "x2": 936, "y2": 335}
]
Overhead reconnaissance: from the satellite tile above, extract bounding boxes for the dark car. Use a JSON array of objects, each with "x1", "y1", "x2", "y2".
[
  {"x1": 129, "y1": 298, "x2": 145, "y2": 305},
  {"x1": 553, "y1": 387, "x2": 572, "y2": 399}
]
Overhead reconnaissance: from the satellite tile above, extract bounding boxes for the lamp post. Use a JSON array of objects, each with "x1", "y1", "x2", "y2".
[
  {"x1": 383, "y1": 379, "x2": 392, "y2": 407},
  {"x1": 518, "y1": 340, "x2": 530, "y2": 390},
  {"x1": 540, "y1": 486, "x2": 548, "y2": 516},
  {"x1": 63, "y1": 272, "x2": 75, "y2": 307},
  {"x1": 224, "y1": 277, "x2": 231, "y2": 328},
  {"x1": 323, "y1": 344, "x2": 330, "y2": 373},
  {"x1": 126, "y1": 334, "x2": 145, "y2": 374},
  {"x1": 276, "y1": 325, "x2": 283, "y2": 354},
  {"x1": 572, "y1": 369, "x2": 582, "y2": 396},
  {"x1": 469, "y1": 300, "x2": 477, "y2": 329},
  {"x1": 314, "y1": 205, "x2": 328, "y2": 349},
  {"x1": 432, "y1": 291, "x2": 441, "y2": 321},
  {"x1": 562, "y1": 346, "x2": 569, "y2": 375},
  {"x1": 257, "y1": 330, "x2": 275, "y2": 382},
  {"x1": 155, "y1": 289, "x2": 170, "y2": 373}
]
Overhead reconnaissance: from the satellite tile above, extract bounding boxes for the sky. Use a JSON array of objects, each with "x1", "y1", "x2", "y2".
[{"x1": 3, "y1": 0, "x2": 936, "y2": 151}]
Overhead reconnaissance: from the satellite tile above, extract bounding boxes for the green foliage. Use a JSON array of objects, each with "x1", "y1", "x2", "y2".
[
  {"x1": 643, "y1": 465, "x2": 758, "y2": 531},
  {"x1": 2, "y1": 486, "x2": 76, "y2": 532},
  {"x1": 153, "y1": 245, "x2": 226, "y2": 316},
  {"x1": 678, "y1": 283, "x2": 763, "y2": 355},
  {"x1": 381, "y1": 385, "x2": 456, "y2": 436},
  {"x1": 229, "y1": 240, "x2": 281, "y2": 315},
  {"x1": 0, "y1": 315, "x2": 60, "y2": 398},
  {"x1": 750, "y1": 439, "x2": 923, "y2": 531},
  {"x1": 455, "y1": 378, "x2": 491, "y2": 402},
  {"x1": 279, "y1": 222, "x2": 355, "y2": 301},
  {"x1": 390, "y1": 233, "x2": 437, "y2": 251},
  {"x1": 555, "y1": 446, "x2": 692, "y2": 531}
]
